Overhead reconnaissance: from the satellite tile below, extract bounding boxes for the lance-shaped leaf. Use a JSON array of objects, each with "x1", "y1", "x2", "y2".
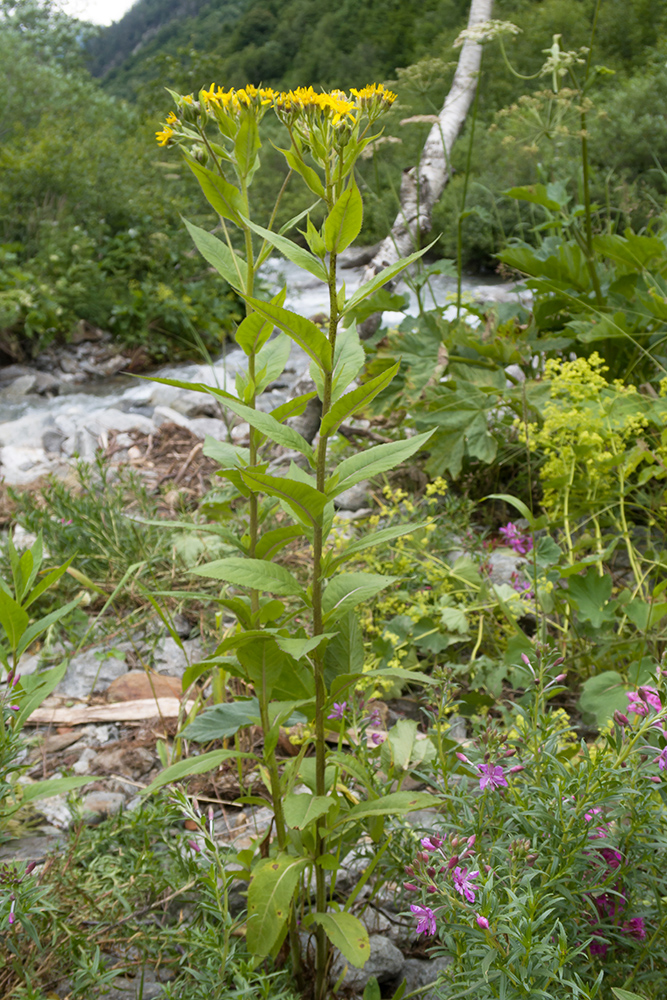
[
  {"x1": 270, "y1": 391, "x2": 317, "y2": 423},
  {"x1": 235, "y1": 116, "x2": 261, "y2": 178},
  {"x1": 284, "y1": 792, "x2": 336, "y2": 830},
  {"x1": 191, "y1": 557, "x2": 304, "y2": 596},
  {"x1": 244, "y1": 295, "x2": 332, "y2": 371},
  {"x1": 327, "y1": 430, "x2": 434, "y2": 497},
  {"x1": 337, "y1": 790, "x2": 436, "y2": 824},
  {"x1": 19, "y1": 775, "x2": 96, "y2": 803},
  {"x1": 275, "y1": 633, "x2": 337, "y2": 659},
  {"x1": 235, "y1": 287, "x2": 287, "y2": 355},
  {"x1": 16, "y1": 597, "x2": 81, "y2": 660},
  {"x1": 274, "y1": 144, "x2": 325, "y2": 198},
  {"x1": 184, "y1": 218, "x2": 248, "y2": 293},
  {"x1": 242, "y1": 216, "x2": 328, "y2": 282},
  {"x1": 324, "y1": 180, "x2": 363, "y2": 254},
  {"x1": 247, "y1": 854, "x2": 308, "y2": 958},
  {"x1": 241, "y1": 471, "x2": 327, "y2": 527},
  {"x1": 0, "y1": 590, "x2": 28, "y2": 652},
  {"x1": 342, "y1": 241, "x2": 436, "y2": 318},
  {"x1": 222, "y1": 396, "x2": 315, "y2": 462},
  {"x1": 203, "y1": 437, "x2": 249, "y2": 469},
  {"x1": 255, "y1": 524, "x2": 305, "y2": 560},
  {"x1": 304, "y1": 912, "x2": 370, "y2": 969},
  {"x1": 325, "y1": 522, "x2": 431, "y2": 573},
  {"x1": 322, "y1": 572, "x2": 397, "y2": 620},
  {"x1": 143, "y1": 748, "x2": 253, "y2": 796},
  {"x1": 319, "y1": 363, "x2": 399, "y2": 438},
  {"x1": 184, "y1": 154, "x2": 244, "y2": 225},
  {"x1": 255, "y1": 334, "x2": 291, "y2": 394},
  {"x1": 331, "y1": 324, "x2": 365, "y2": 401}
]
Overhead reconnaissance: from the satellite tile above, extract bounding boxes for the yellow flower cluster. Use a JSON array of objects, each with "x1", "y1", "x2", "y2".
[
  {"x1": 201, "y1": 83, "x2": 275, "y2": 113},
  {"x1": 155, "y1": 125, "x2": 175, "y2": 146}
]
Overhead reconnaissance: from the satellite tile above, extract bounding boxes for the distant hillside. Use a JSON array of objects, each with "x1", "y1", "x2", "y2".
[{"x1": 87, "y1": 0, "x2": 470, "y2": 100}]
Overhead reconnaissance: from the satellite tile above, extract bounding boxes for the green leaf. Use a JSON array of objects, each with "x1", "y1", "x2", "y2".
[
  {"x1": 504, "y1": 183, "x2": 564, "y2": 212},
  {"x1": 304, "y1": 215, "x2": 326, "y2": 257},
  {"x1": 23, "y1": 556, "x2": 75, "y2": 609},
  {"x1": 191, "y1": 557, "x2": 304, "y2": 597},
  {"x1": 274, "y1": 145, "x2": 325, "y2": 198},
  {"x1": 484, "y1": 493, "x2": 536, "y2": 531},
  {"x1": 342, "y1": 241, "x2": 436, "y2": 317},
  {"x1": 331, "y1": 324, "x2": 365, "y2": 401},
  {"x1": 324, "y1": 611, "x2": 364, "y2": 685},
  {"x1": 340, "y1": 790, "x2": 436, "y2": 824},
  {"x1": 183, "y1": 218, "x2": 248, "y2": 292},
  {"x1": 19, "y1": 775, "x2": 95, "y2": 805},
  {"x1": 184, "y1": 154, "x2": 243, "y2": 224},
  {"x1": 16, "y1": 597, "x2": 81, "y2": 659},
  {"x1": 221, "y1": 394, "x2": 315, "y2": 462},
  {"x1": 179, "y1": 699, "x2": 260, "y2": 742},
  {"x1": 364, "y1": 979, "x2": 382, "y2": 1000},
  {"x1": 235, "y1": 287, "x2": 287, "y2": 355},
  {"x1": 203, "y1": 437, "x2": 249, "y2": 469},
  {"x1": 234, "y1": 116, "x2": 261, "y2": 178},
  {"x1": 246, "y1": 854, "x2": 308, "y2": 958},
  {"x1": 283, "y1": 793, "x2": 335, "y2": 830},
  {"x1": 0, "y1": 590, "x2": 28, "y2": 652},
  {"x1": 385, "y1": 718, "x2": 435, "y2": 772},
  {"x1": 305, "y1": 911, "x2": 370, "y2": 969},
  {"x1": 320, "y1": 364, "x2": 399, "y2": 438},
  {"x1": 143, "y1": 749, "x2": 250, "y2": 796},
  {"x1": 611, "y1": 990, "x2": 647, "y2": 1000},
  {"x1": 322, "y1": 573, "x2": 397, "y2": 621},
  {"x1": 578, "y1": 671, "x2": 628, "y2": 728},
  {"x1": 241, "y1": 471, "x2": 327, "y2": 528},
  {"x1": 15, "y1": 660, "x2": 68, "y2": 730},
  {"x1": 255, "y1": 334, "x2": 291, "y2": 394},
  {"x1": 243, "y1": 296, "x2": 331, "y2": 371},
  {"x1": 324, "y1": 180, "x2": 363, "y2": 254},
  {"x1": 328, "y1": 431, "x2": 434, "y2": 497},
  {"x1": 255, "y1": 525, "x2": 305, "y2": 560},
  {"x1": 568, "y1": 569, "x2": 616, "y2": 629},
  {"x1": 270, "y1": 391, "x2": 318, "y2": 424},
  {"x1": 327, "y1": 522, "x2": 431, "y2": 571},
  {"x1": 242, "y1": 216, "x2": 328, "y2": 282},
  {"x1": 275, "y1": 634, "x2": 336, "y2": 659}
]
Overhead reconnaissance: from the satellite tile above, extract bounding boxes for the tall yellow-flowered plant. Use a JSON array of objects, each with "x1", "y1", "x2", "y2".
[{"x1": 149, "y1": 81, "x2": 436, "y2": 1000}]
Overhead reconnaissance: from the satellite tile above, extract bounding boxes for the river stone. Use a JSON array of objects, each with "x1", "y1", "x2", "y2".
[
  {"x1": 330, "y1": 933, "x2": 404, "y2": 990},
  {"x1": 152, "y1": 636, "x2": 203, "y2": 677},
  {"x1": 82, "y1": 790, "x2": 126, "y2": 818},
  {"x1": 333, "y1": 481, "x2": 370, "y2": 511},
  {"x1": 393, "y1": 956, "x2": 452, "y2": 998},
  {"x1": 56, "y1": 646, "x2": 127, "y2": 699},
  {"x1": 0, "y1": 373, "x2": 37, "y2": 400}
]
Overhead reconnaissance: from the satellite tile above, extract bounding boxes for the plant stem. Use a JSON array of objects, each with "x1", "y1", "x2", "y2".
[{"x1": 312, "y1": 208, "x2": 339, "y2": 1000}]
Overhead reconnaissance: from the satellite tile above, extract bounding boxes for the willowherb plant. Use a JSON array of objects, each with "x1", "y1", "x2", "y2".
[
  {"x1": 147, "y1": 82, "x2": 438, "y2": 997},
  {"x1": 399, "y1": 649, "x2": 667, "y2": 999}
]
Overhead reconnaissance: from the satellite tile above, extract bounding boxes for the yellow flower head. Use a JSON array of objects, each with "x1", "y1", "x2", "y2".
[{"x1": 155, "y1": 125, "x2": 175, "y2": 147}]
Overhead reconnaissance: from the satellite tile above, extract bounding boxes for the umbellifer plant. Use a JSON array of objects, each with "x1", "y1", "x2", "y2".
[{"x1": 147, "y1": 83, "x2": 438, "y2": 997}]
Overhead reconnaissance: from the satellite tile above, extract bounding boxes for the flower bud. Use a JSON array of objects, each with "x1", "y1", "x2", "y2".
[
  {"x1": 427, "y1": 884, "x2": 437, "y2": 893},
  {"x1": 503, "y1": 748, "x2": 517, "y2": 757},
  {"x1": 483, "y1": 863, "x2": 492, "y2": 873},
  {"x1": 24, "y1": 862, "x2": 36, "y2": 876},
  {"x1": 187, "y1": 839, "x2": 201, "y2": 853},
  {"x1": 427, "y1": 867, "x2": 436, "y2": 878},
  {"x1": 447, "y1": 855, "x2": 459, "y2": 869},
  {"x1": 455, "y1": 753, "x2": 469, "y2": 764},
  {"x1": 526, "y1": 853, "x2": 538, "y2": 866},
  {"x1": 467, "y1": 835, "x2": 476, "y2": 848},
  {"x1": 404, "y1": 882, "x2": 420, "y2": 892},
  {"x1": 450, "y1": 835, "x2": 460, "y2": 848},
  {"x1": 649, "y1": 776, "x2": 661, "y2": 784},
  {"x1": 509, "y1": 765, "x2": 525, "y2": 774},
  {"x1": 521, "y1": 653, "x2": 531, "y2": 666},
  {"x1": 554, "y1": 673, "x2": 566, "y2": 684},
  {"x1": 613, "y1": 711, "x2": 630, "y2": 726},
  {"x1": 405, "y1": 865, "x2": 415, "y2": 877},
  {"x1": 476, "y1": 914, "x2": 490, "y2": 930}
]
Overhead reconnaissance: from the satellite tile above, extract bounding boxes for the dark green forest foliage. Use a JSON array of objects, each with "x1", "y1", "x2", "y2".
[{"x1": 2, "y1": 0, "x2": 667, "y2": 360}]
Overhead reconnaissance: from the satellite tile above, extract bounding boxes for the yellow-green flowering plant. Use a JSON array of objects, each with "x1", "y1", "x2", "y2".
[{"x1": 147, "y1": 82, "x2": 439, "y2": 998}]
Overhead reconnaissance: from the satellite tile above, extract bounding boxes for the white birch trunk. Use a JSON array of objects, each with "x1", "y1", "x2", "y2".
[{"x1": 365, "y1": 0, "x2": 495, "y2": 275}]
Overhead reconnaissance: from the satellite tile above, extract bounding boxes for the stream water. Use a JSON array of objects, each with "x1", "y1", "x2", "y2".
[{"x1": 0, "y1": 259, "x2": 524, "y2": 485}]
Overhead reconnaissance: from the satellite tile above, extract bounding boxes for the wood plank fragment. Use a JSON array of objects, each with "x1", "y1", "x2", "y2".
[{"x1": 26, "y1": 698, "x2": 195, "y2": 726}]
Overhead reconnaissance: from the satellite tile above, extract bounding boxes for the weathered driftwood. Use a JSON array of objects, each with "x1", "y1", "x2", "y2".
[{"x1": 365, "y1": 0, "x2": 495, "y2": 277}]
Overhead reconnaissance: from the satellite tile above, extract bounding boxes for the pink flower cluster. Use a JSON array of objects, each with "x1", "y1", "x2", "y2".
[
  {"x1": 404, "y1": 832, "x2": 486, "y2": 937},
  {"x1": 583, "y1": 806, "x2": 646, "y2": 956},
  {"x1": 499, "y1": 522, "x2": 533, "y2": 556}
]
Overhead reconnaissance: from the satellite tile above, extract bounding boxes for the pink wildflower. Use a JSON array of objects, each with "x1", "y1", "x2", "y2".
[
  {"x1": 410, "y1": 903, "x2": 437, "y2": 936},
  {"x1": 327, "y1": 702, "x2": 347, "y2": 720},
  {"x1": 478, "y1": 763, "x2": 508, "y2": 791},
  {"x1": 499, "y1": 522, "x2": 533, "y2": 556},
  {"x1": 452, "y1": 866, "x2": 480, "y2": 903},
  {"x1": 475, "y1": 914, "x2": 489, "y2": 930},
  {"x1": 653, "y1": 748, "x2": 667, "y2": 771}
]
